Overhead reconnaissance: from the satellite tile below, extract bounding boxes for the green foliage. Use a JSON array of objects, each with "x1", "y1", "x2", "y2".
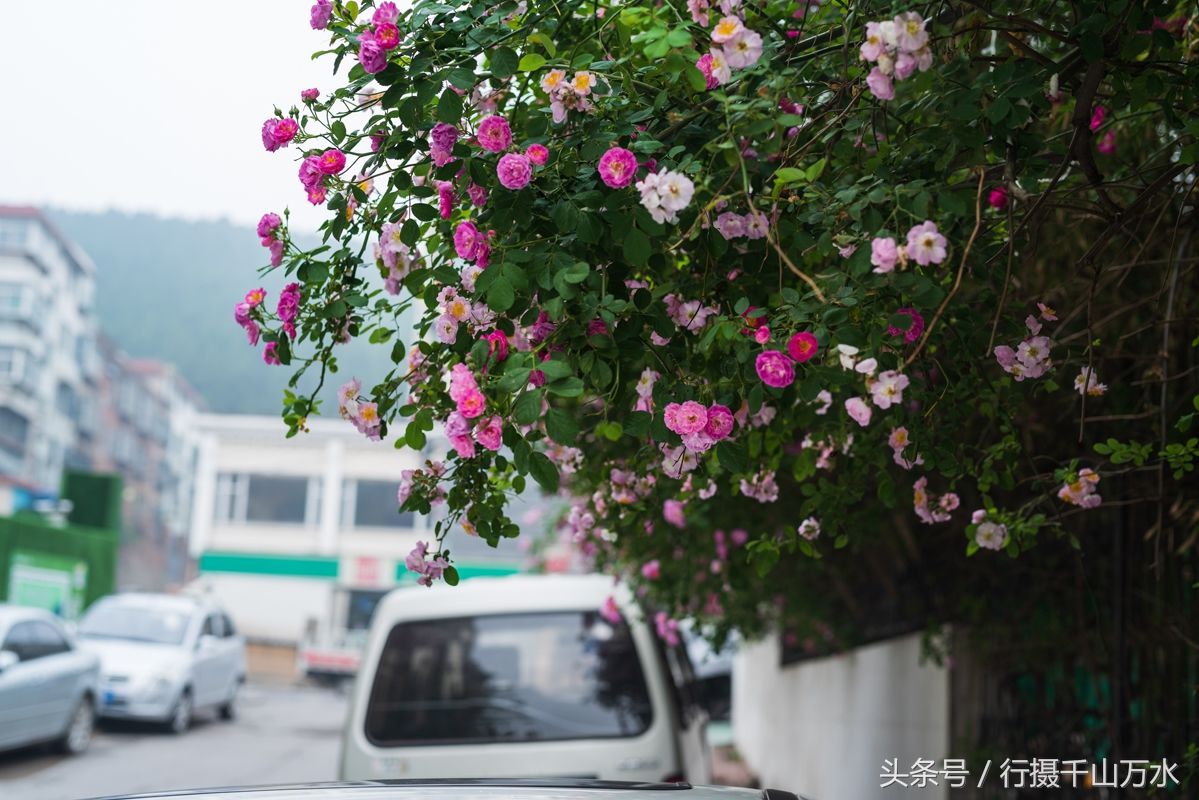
[{"x1": 256, "y1": 0, "x2": 1199, "y2": 645}]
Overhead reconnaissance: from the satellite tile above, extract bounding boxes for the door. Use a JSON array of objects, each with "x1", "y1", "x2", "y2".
[
  {"x1": 660, "y1": 637, "x2": 712, "y2": 783},
  {"x1": 27, "y1": 620, "x2": 80, "y2": 735},
  {"x1": 216, "y1": 613, "x2": 244, "y2": 701},
  {"x1": 191, "y1": 614, "x2": 225, "y2": 706},
  {"x1": 0, "y1": 622, "x2": 58, "y2": 747}
]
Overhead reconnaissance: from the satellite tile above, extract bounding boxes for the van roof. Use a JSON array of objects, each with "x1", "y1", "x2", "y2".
[{"x1": 375, "y1": 573, "x2": 626, "y2": 622}]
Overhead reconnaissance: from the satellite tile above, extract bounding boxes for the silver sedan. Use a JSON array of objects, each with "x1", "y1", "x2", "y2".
[{"x1": 0, "y1": 604, "x2": 99, "y2": 756}]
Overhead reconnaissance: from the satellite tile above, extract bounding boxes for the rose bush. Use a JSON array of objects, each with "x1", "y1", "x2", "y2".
[{"x1": 245, "y1": 0, "x2": 1198, "y2": 646}]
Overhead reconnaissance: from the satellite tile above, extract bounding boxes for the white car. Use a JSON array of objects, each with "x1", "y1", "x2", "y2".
[
  {"x1": 340, "y1": 574, "x2": 711, "y2": 783},
  {"x1": 0, "y1": 604, "x2": 99, "y2": 755},
  {"x1": 77, "y1": 593, "x2": 245, "y2": 733}
]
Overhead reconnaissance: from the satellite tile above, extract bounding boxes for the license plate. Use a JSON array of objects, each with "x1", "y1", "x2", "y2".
[{"x1": 103, "y1": 690, "x2": 122, "y2": 706}]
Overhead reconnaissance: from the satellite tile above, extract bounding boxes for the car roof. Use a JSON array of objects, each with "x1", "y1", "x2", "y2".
[
  {"x1": 0, "y1": 603, "x2": 57, "y2": 628},
  {"x1": 374, "y1": 574, "x2": 629, "y2": 623},
  {"x1": 90, "y1": 592, "x2": 207, "y2": 614},
  {"x1": 84, "y1": 780, "x2": 772, "y2": 800}
]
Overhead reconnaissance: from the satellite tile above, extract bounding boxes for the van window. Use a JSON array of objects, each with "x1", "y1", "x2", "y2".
[{"x1": 365, "y1": 611, "x2": 653, "y2": 745}]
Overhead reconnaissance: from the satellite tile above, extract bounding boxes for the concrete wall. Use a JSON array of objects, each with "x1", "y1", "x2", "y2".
[{"x1": 732, "y1": 632, "x2": 949, "y2": 799}]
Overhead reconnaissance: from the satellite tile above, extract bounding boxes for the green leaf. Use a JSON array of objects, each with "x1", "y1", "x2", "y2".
[
  {"x1": 529, "y1": 452, "x2": 560, "y2": 492},
  {"x1": 443, "y1": 565, "x2": 460, "y2": 586},
  {"x1": 513, "y1": 390, "x2": 542, "y2": 425},
  {"x1": 547, "y1": 376, "x2": 584, "y2": 397},
  {"x1": 538, "y1": 359, "x2": 573, "y2": 380},
  {"x1": 623, "y1": 227, "x2": 651, "y2": 266},
  {"x1": 518, "y1": 53, "x2": 547, "y2": 72},
  {"x1": 491, "y1": 46, "x2": 519, "y2": 77},
  {"x1": 487, "y1": 276, "x2": 515, "y2": 312},
  {"x1": 546, "y1": 408, "x2": 579, "y2": 443},
  {"x1": 624, "y1": 411, "x2": 651, "y2": 437},
  {"x1": 404, "y1": 423, "x2": 427, "y2": 450},
  {"x1": 716, "y1": 441, "x2": 746, "y2": 473},
  {"x1": 774, "y1": 167, "x2": 805, "y2": 186},
  {"x1": 436, "y1": 87, "x2": 463, "y2": 123},
  {"x1": 562, "y1": 261, "x2": 590, "y2": 284}
]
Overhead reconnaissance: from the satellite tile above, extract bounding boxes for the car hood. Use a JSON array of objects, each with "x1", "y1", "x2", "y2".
[{"x1": 77, "y1": 638, "x2": 188, "y2": 679}]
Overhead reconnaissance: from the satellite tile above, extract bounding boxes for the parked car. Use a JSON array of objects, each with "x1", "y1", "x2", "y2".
[
  {"x1": 340, "y1": 574, "x2": 711, "y2": 783},
  {"x1": 0, "y1": 604, "x2": 99, "y2": 755},
  {"x1": 76, "y1": 593, "x2": 245, "y2": 733},
  {"x1": 84, "y1": 780, "x2": 801, "y2": 800}
]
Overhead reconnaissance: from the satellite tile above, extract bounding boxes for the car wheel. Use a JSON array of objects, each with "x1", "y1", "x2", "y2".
[
  {"x1": 59, "y1": 697, "x2": 95, "y2": 755},
  {"x1": 218, "y1": 679, "x2": 241, "y2": 721},
  {"x1": 167, "y1": 689, "x2": 193, "y2": 735}
]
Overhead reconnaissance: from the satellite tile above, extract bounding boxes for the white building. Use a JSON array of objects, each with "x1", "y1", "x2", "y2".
[
  {"x1": 0, "y1": 206, "x2": 101, "y2": 491},
  {"x1": 187, "y1": 414, "x2": 524, "y2": 648}
]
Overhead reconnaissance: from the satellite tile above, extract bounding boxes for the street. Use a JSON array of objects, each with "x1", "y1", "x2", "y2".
[{"x1": 0, "y1": 683, "x2": 347, "y2": 800}]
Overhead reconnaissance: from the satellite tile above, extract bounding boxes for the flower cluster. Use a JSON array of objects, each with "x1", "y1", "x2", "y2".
[
  {"x1": 860, "y1": 11, "x2": 933, "y2": 100},
  {"x1": 635, "y1": 168, "x2": 695, "y2": 224},
  {"x1": 309, "y1": 0, "x2": 332, "y2": 30},
  {"x1": 445, "y1": 364, "x2": 503, "y2": 458},
  {"x1": 913, "y1": 476, "x2": 959, "y2": 524},
  {"x1": 257, "y1": 213, "x2": 284, "y2": 267},
  {"x1": 453, "y1": 220, "x2": 492, "y2": 267},
  {"x1": 1058, "y1": 468, "x2": 1101, "y2": 508},
  {"x1": 277, "y1": 282, "x2": 301, "y2": 340},
  {"x1": 261, "y1": 117, "x2": 299, "y2": 153},
  {"x1": 714, "y1": 209, "x2": 769, "y2": 240},
  {"x1": 664, "y1": 294, "x2": 719, "y2": 333},
  {"x1": 405, "y1": 541, "x2": 449, "y2": 587},
  {"x1": 234, "y1": 288, "x2": 265, "y2": 346},
  {"x1": 540, "y1": 70, "x2": 597, "y2": 124},
  {"x1": 1074, "y1": 367, "x2": 1108, "y2": 397},
  {"x1": 995, "y1": 305, "x2": 1056, "y2": 380},
  {"x1": 739, "y1": 469, "x2": 780, "y2": 503},
  {"x1": 357, "y1": 2, "x2": 401, "y2": 74},
  {"x1": 697, "y1": 15, "x2": 763, "y2": 88},
  {"x1": 374, "y1": 221, "x2": 420, "y2": 294},
  {"x1": 870, "y1": 221, "x2": 948, "y2": 274},
  {"x1": 298, "y1": 148, "x2": 345, "y2": 205},
  {"x1": 664, "y1": 401, "x2": 736, "y2": 454},
  {"x1": 888, "y1": 426, "x2": 923, "y2": 470},
  {"x1": 337, "y1": 378, "x2": 382, "y2": 440},
  {"x1": 429, "y1": 122, "x2": 458, "y2": 167},
  {"x1": 397, "y1": 460, "x2": 448, "y2": 508}
]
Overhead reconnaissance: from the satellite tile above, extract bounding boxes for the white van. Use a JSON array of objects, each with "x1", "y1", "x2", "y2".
[{"x1": 340, "y1": 574, "x2": 711, "y2": 783}]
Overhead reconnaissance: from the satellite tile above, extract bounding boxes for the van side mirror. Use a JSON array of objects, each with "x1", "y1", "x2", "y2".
[{"x1": 0, "y1": 650, "x2": 19, "y2": 673}]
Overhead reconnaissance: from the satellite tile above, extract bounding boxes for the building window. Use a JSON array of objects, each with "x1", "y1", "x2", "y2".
[
  {"x1": 0, "y1": 220, "x2": 27, "y2": 247},
  {"x1": 0, "y1": 407, "x2": 29, "y2": 457},
  {"x1": 343, "y1": 479, "x2": 415, "y2": 529},
  {"x1": 0, "y1": 347, "x2": 25, "y2": 383},
  {"x1": 215, "y1": 473, "x2": 315, "y2": 526}
]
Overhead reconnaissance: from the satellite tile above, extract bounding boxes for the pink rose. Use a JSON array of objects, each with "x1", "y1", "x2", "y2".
[
  {"x1": 866, "y1": 67, "x2": 895, "y2": 100},
  {"x1": 476, "y1": 115, "x2": 513, "y2": 153},
  {"x1": 453, "y1": 220, "x2": 482, "y2": 260},
  {"x1": 755, "y1": 350, "x2": 795, "y2": 388},
  {"x1": 787, "y1": 331, "x2": 819, "y2": 362},
  {"x1": 597, "y1": 146, "x2": 638, "y2": 188},
  {"x1": 474, "y1": 415, "x2": 503, "y2": 451},
  {"x1": 845, "y1": 396, "x2": 872, "y2": 427},
  {"x1": 704, "y1": 404, "x2": 734, "y2": 439},
  {"x1": 870, "y1": 236, "x2": 898, "y2": 273},
  {"x1": 497, "y1": 153, "x2": 533, "y2": 190},
  {"x1": 318, "y1": 148, "x2": 346, "y2": 175},
  {"x1": 525, "y1": 143, "x2": 550, "y2": 165}
]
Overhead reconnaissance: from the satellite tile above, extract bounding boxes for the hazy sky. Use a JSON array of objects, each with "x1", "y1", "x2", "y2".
[{"x1": 1, "y1": 1, "x2": 335, "y2": 232}]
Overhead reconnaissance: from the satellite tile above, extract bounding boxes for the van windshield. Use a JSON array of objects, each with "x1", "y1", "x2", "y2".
[{"x1": 365, "y1": 610, "x2": 654, "y2": 745}]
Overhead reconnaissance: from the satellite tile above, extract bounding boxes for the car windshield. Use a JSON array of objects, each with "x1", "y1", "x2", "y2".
[
  {"x1": 365, "y1": 610, "x2": 654, "y2": 745},
  {"x1": 78, "y1": 602, "x2": 192, "y2": 645}
]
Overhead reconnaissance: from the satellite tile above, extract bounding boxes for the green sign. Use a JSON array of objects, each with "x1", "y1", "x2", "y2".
[{"x1": 8, "y1": 550, "x2": 88, "y2": 619}]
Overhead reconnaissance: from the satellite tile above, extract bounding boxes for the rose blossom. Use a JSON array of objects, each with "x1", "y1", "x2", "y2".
[
  {"x1": 496, "y1": 153, "x2": 533, "y2": 190},
  {"x1": 597, "y1": 147, "x2": 638, "y2": 188},
  {"x1": 755, "y1": 350, "x2": 795, "y2": 388},
  {"x1": 525, "y1": 143, "x2": 549, "y2": 165},
  {"x1": 787, "y1": 331, "x2": 819, "y2": 363},
  {"x1": 887, "y1": 307, "x2": 925, "y2": 343},
  {"x1": 845, "y1": 396, "x2": 872, "y2": 427},
  {"x1": 476, "y1": 115, "x2": 513, "y2": 152},
  {"x1": 870, "y1": 236, "x2": 899, "y2": 273}
]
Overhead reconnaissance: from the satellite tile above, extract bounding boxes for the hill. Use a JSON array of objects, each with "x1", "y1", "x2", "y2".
[{"x1": 50, "y1": 209, "x2": 396, "y2": 415}]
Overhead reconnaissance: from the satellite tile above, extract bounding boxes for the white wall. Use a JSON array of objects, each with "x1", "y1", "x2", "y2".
[
  {"x1": 733, "y1": 632, "x2": 949, "y2": 799},
  {"x1": 191, "y1": 572, "x2": 333, "y2": 644}
]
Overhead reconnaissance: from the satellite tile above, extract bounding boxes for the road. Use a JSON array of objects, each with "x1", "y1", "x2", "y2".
[{"x1": 0, "y1": 683, "x2": 348, "y2": 799}]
